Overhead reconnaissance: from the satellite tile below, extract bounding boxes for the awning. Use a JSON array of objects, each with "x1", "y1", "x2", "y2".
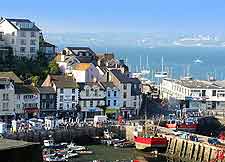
[
  {"x1": 24, "y1": 108, "x2": 39, "y2": 113},
  {"x1": 106, "y1": 108, "x2": 119, "y2": 114}
]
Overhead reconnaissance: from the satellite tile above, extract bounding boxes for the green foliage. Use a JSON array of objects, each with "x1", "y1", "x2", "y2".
[
  {"x1": 98, "y1": 105, "x2": 107, "y2": 115},
  {"x1": 0, "y1": 51, "x2": 60, "y2": 86},
  {"x1": 48, "y1": 60, "x2": 61, "y2": 75}
]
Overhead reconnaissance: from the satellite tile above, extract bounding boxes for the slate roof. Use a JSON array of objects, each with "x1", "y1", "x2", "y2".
[
  {"x1": 110, "y1": 69, "x2": 131, "y2": 83},
  {"x1": 40, "y1": 41, "x2": 56, "y2": 47},
  {"x1": 4, "y1": 18, "x2": 41, "y2": 31},
  {"x1": 15, "y1": 85, "x2": 38, "y2": 94},
  {"x1": 38, "y1": 87, "x2": 56, "y2": 94},
  {"x1": 100, "y1": 82, "x2": 116, "y2": 89},
  {"x1": 0, "y1": 72, "x2": 23, "y2": 84},
  {"x1": 50, "y1": 75, "x2": 78, "y2": 88}
]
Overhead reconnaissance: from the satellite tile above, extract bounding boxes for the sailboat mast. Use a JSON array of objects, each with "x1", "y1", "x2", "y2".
[
  {"x1": 140, "y1": 56, "x2": 142, "y2": 71},
  {"x1": 161, "y1": 56, "x2": 164, "y2": 72},
  {"x1": 146, "y1": 55, "x2": 149, "y2": 69}
]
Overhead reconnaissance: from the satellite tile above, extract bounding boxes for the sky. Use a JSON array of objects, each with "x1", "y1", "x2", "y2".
[{"x1": 1, "y1": 0, "x2": 225, "y2": 34}]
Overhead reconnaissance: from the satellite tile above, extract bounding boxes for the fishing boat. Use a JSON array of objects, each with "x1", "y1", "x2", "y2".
[
  {"x1": 43, "y1": 153, "x2": 67, "y2": 162},
  {"x1": 66, "y1": 150, "x2": 79, "y2": 158},
  {"x1": 165, "y1": 118, "x2": 198, "y2": 132},
  {"x1": 134, "y1": 120, "x2": 168, "y2": 150}
]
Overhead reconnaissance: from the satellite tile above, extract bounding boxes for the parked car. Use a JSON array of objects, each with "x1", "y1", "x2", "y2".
[{"x1": 208, "y1": 137, "x2": 221, "y2": 145}]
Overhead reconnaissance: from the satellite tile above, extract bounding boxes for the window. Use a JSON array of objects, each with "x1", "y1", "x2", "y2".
[
  {"x1": 123, "y1": 92, "x2": 127, "y2": 98},
  {"x1": 2, "y1": 103, "x2": 9, "y2": 111},
  {"x1": 134, "y1": 84, "x2": 137, "y2": 89},
  {"x1": 108, "y1": 91, "x2": 111, "y2": 97},
  {"x1": 90, "y1": 100, "x2": 93, "y2": 107},
  {"x1": 30, "y1": 39, "x2": 36, "y2": 45},
  {"x1": 17, "y1": 95, "x2": 20, "y2": 100},
  {"x1": 86, "y1": 89, "x2": 89, "y2": 96},
  {"x1": 72, "y1": 96, "x2": 75, "y2": 102},
  {"x1": 11, "y1": 39, "x2": 15, "y2": 44},
  {"x1": 133, "y1": 102, "x2": 136, "y2": 107},
  {"x1": 3, "y1": 94, "x2": 9, "y2": 101},
  {"x1": 212, "y1": 90, "x2": 217, "y2": 96},
  {"x1": 59, "y1": 103, "x2": 63, "y2": 109},
  {"x1": 20, "y1": 31, "x2": 26, "y2": 37},
  {"x1": 20, "y1": 39, "x2": 26, "y2": 45},
  {"x1": 72, "y1": 88, "x2": 76, "y2": 94},
  {"x1": 123, "y1": 84, "x2": 127, "y2": 90},
  {"x1": 20, "y1": 47, "x2": 26, "y2": 53},
  {"x1": 60, "y1": 96, "x2": 63, "y2": 102},
  {"x1": 72, "y1": 103, "x2": 75, "y2": 109},
  {"x1": 97, "y1": 100, "x2": 100, "y2": 106},
  {"x1": 12, "y1": 32, "x2": 15, "y2": 36},
  {"x1": 114, "y1": 91, "x2": 117, "y2": 97},
  {"x1": 123, "y1": 101, "x2": 126, "y2": 107},
  {"x1": 31, "y1": 31, "x2": 36, "y2": 37},
  {"x1": 60, "y1": 88, "x2": 64, "y2": 94},
  {"x1": 94, "y1": 89, "x2": 98, "y2": 96},
  {"x1": 113, "y1": 100, "x2": 117, "y2": 106},
  {"x1": 108, "y1": 100, "x2": 110, "y2": 106},
  {"x1": 83, "y1": 101, "x2": 87, "y2": 107},
  {"x1": 16, "y1": 104, "x2": 20, "y2": 109},
  {"x1": 30, "y1": 47, "x2": 35, "y2": 53},
  {"x1": 42, "y1": 94, "x2": 46, "y2": 99},
  {"x1": 49, "y1": 95, "x2": 54, "y2": 99}
]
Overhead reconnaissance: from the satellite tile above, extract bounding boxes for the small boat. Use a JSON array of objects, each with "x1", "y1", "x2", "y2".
[
  {"x1": 76, "y1": 150, "x2": 94, "y2": 155},
  {"x1": 114, "y1": 141, "x2": 134, "y2": 148},
  {"x1": 67, "y1": 143, "x2": 86, "y2": 151},
  {"x1": 43, "y1": 153, "x2": 67, "y2": 162},
  {"x1": 65, "y1": 150, "x2": 79, "y2": 158}
]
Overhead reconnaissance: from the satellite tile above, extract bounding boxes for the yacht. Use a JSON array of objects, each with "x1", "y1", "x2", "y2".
[{"x1": 155, "y1": 56, "x2": 168, "y2": 78}]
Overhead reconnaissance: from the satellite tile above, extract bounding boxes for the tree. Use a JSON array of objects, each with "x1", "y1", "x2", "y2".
[
  {"x1": 48, "y1": 60, "x2": 61, "y2": 75},
  {"x1": 31, "y1": 75, "x2": 40, "y2": 86},
  {"x1": 98, "y1": 105, "x2": 107, "y2": 116}
]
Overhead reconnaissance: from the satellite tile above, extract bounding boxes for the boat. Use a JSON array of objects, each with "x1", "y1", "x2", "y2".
[
  {"x1": 67, "y1": 143, "x2": 86, "y2": 151},
  {"x1": 154, "y1": 56, "x2": 168, "y2": 78},
  {"x1": 43, "y1": 153, "x2": 67, "y2": 162},
  {"x1": 193, "y1": 59, "x2": 203, "y2": 63},
  {"x1": 66, "y1": 150, "x2": 79, "y2": 158},
  {"x1": 114, "y1": 141, "x2": 134, "y2": 148},
  {"x1": 75, "y1": 150, "x2": 94, "y2": 155},
  {"x1": 134, "y1": 118, "x2": 168, "y2": 150},
  {"x1": 165, "y1": 118, "x2": 198, "y2": 132}
]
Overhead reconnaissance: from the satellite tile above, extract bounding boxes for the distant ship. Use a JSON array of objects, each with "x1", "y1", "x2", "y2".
[{"x1": 193, "y1": 59, "x2": 203, "y2": 64}]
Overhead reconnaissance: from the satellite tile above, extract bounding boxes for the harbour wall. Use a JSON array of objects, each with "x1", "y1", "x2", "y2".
[
  {"x1": 122, "y1": 124, "x2": 225, "y2": 162},
  {"x1": 6, "y1": 127, "x2": 104, "y2": 144},
  {"x1": 0, "y1": 139, "x2": 41, "y2": 162}
]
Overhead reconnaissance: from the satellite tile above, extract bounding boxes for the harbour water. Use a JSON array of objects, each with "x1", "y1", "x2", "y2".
[{"x1": 65, "y1": 145, "x2": 179, "y2": 162}]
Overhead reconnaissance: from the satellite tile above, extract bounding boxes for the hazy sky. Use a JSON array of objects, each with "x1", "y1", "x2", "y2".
[{"x1": 1, "y1": 0, "x2": 225, "y2": 34}]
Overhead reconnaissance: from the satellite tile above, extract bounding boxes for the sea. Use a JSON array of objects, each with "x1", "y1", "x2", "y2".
[{"x1": 92, "y1": 46, "x2": 225, "y2": 81}]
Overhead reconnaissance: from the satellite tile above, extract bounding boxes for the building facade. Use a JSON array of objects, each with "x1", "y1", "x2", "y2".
[
  {"x1": 15, "y1": 85, "x2": 40, "y2": 118},
  {"x1": 160, "y1": 78, "x2": 225, "y2": 110},
  {"x1": 38, "y1": 87, "x2": 56, "y2": 117},
  {"x1": 0, "y1": 18, "x2": 40, "y2": 58},
  {"x1": 0, "y1": 77, "x2": 15, "y2": 119},
  {"x1": 79, "y1": 82, "x2": 106, "y2": 118},
  {"x1": 42, "y1": 75, "x2": 79, "y2": 117}
]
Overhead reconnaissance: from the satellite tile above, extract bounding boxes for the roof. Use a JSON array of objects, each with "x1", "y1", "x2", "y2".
[
  {"x1": 100, "y1": 82, "x2": 116, "y2": 89},
  {"x1": 40, "y1": 41, "x2": 56, "y2": 47},
  {"x1": 74, "y1": 63, "x2": 91, "y2": 71},
  {"x1": 15, "y1": 85, "x2": 38, "y2": 94},
  {"x1": 164, "y1": 78, "x2": 223, "y2": 89},
  {"x1": 3, "y1": 18, "x2": 41, "y2": 31},
  {"x1": 110, "y1": 69, "x2": 131, "y2": 83},
  {"x1": 38, "y1": 87, "x2": 55, "y2": 94},
  {"x1": 130, "y1": 78, "x2": 141, "y2": 84},
  {"x1": 50, "y1": 75, "x2": 78, "y2": 88},
  {"x1": 0, "y1": 72, "x2": 23, "y2": 84}
]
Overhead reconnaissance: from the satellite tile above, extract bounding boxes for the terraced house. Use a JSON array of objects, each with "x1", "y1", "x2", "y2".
[
  {"x1": 0, "y1": 17, "x2": 41, "y2": 58},
  {"x1": 42, "y1": 75, "x2": 79, "y2": 117}
]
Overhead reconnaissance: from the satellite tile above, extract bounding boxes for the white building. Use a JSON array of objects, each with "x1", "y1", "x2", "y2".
[
  {"x1": 79, "y1": 82, "x2": 106, "y2": 118},
  {"x1": 15, "y1": 85, "x2": 40, "y2": 118},
  {"x1": 160, "y1": 78, "x2": 225, "y2": 110},
  {"x1": 71, "y1": 63, "x2": 102, "y2": 83},
  {"x1": 0, "y1": 77, "x2": 15, "y2": 118},
  {"x1": 105, "y1": 70, "x2": 142, "y2": 118},
  {"x1": 42, "y1": 75, "x2": 79, "y2": 117},
  {"x1": 0, "y1": 18, "x2": 40, "y2": 58}
]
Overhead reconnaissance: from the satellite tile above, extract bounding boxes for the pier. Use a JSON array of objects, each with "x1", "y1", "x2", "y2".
[{"x1": 0, "y1": 139, "x2": 41, "y2": 162}]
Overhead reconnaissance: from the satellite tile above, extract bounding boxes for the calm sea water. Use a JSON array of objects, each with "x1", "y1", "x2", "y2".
[
  {"x1": 93, "y1": 46, "x2": 225, "y2": 80},
  {"x1": 67, "y1": 145, "x2": 179, "y2": 162}
]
